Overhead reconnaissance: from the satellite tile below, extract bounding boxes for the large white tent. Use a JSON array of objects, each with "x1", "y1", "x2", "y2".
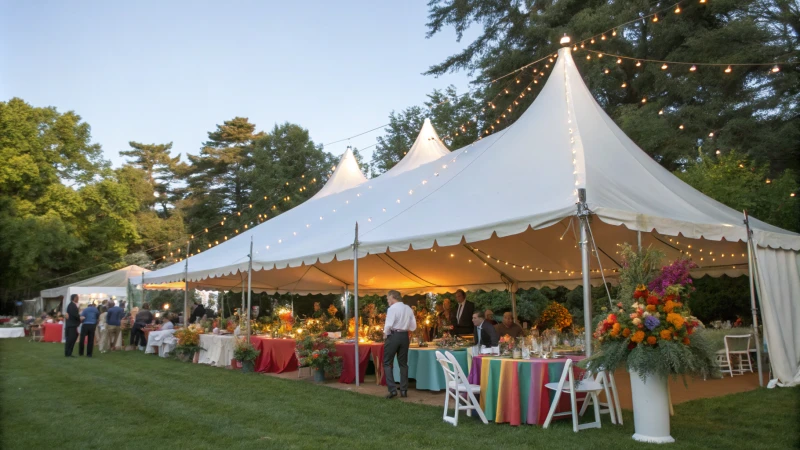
[
  {"x1": 145, "y1": 46, "x2": 800, "y2": 386},
  {"x1": 41, "y1": 265, "x2": 149, "y2": 310}
]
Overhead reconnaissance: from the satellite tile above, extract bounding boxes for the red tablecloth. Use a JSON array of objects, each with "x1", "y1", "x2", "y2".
[
  {"x1": 250, "y1": 337, "x2": 299, "y2": 373},
  {"x1": 0, "y1": 318, "x2": 11, "y2": 324},
  {"x1": 334, "y1": 343, "x2": 386, "y2": 384},
  {"x1": 42, "y1": 323, "x2": 63, "y2": 343}
]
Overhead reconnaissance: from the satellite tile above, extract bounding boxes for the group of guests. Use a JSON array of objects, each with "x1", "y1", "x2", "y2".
[
  {"x1": 63, "y1": 295, "x2": 176, "y2": 357},
  {"x1": 433, "y1": 289, "x2": 526, "y2": 348},
  {"x1": 64, "y1": 294, "x2": 126, "y2": 357}
]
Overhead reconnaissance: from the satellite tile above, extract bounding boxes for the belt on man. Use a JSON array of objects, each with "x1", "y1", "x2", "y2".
[{"x1": 391, "y1": 329, "x2": 408, "y2": 333}]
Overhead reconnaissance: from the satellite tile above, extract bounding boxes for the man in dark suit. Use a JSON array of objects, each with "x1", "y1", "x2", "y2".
[
  {"x1": 472, "y1": 310, "x2": 500, "y2": 348},
  {"x1": 452, "y1": 289, "x2": 475, "y2": 335},
  {"x1": 64, "y1": 294, "x2": 81, "y2": 357}
]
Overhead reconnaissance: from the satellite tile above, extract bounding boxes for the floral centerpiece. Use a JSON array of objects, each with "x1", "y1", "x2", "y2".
[
  {"x1": 327, "y1": 304, "x2": 338, "y2": 317},
  {"x1": 278, "y1": 308, "x2": 294, "y2": 333},
  {"x1": 304, "y1": 317, "x2": 324, "y2": 335},
  {"x1": 233, "y1": 337, "x2": 260, "y2": 373},
  {"x1": 435, "y1": 332, "x2": 466, "y2": 349},
  {"x1": 499, "y1": 335, "x2": 515, "y2": 355},
  {"x1": 174, "y1": 324, "x2": 204, "y2": 362},
  {"x1": 296, "y1": 332, "x2": 342, "y2": 382},
  {"x1": 583, "y1": 244, "x2": 717, "y2": 443},
  {"x1": 325, "y1": 317, "x2": 344, "y2": 333},
  {"x1": 536, "y1": 302, "x2": 572, "y2": 331}
]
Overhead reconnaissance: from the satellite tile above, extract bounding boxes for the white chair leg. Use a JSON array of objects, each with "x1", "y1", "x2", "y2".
[
  {"x1": 443, "y1": 389, "x2": 451, "y2": 423},
  {"x1": 568, "y1": 371, "x2": 579, "y2": 433},
  {"x1": 592, "y1": 392, "x2": 602, "y2": 428},
  {"x1": 609, "y1": 373, "x2": 623, "y2": 425},
  {"x1": 468, "y1": 391, "x2": 489, "y2": 424},
  {"x1": 453, "y1": 390, "x2": 461, "y2": 426},
  {"x1": 543, "y1": 388, "x2": 563, "y2": 429},
  {"x1": 600, "y1": 372, "x2": 617, "y2": 424}
]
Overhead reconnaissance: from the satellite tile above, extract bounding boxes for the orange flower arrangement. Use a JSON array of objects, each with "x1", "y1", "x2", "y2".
[
  {"x1": 646, "y1": 336, "x2": 657, "y2": 345},
  {"x1": 660, "y1": 329, "x2": 673, "y2": 340},
  {"x1": 622, "y1": 328, "x2": 631, "y2": 338},
  {"x1": 631, "y1": 330, "x2": 645, "y2": 343}
]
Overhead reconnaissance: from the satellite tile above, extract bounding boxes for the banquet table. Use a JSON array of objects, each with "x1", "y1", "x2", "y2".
[
  {"x1": 468, "y1": 355, "x2": 585, "y2": 426},
  {"x1": 334, "y1": 342, "x2": 386, "y2": 384},
  {"x1": 145, "y1": 329, "x2": 177, "y2": 357},
  {"x1": 250, "y1": 336, "x2": 298, "y2": 373},
  {"x1": 198, "y1": 334, "x2": 236, "y2": 368},
  {"x1": 0, "y1": 327, "x2": 26, "y2": 339},
  {"x1": 392, "y1": 347, "x2": 469, "y2": 391},
  {"x1": 0, "y1": 318, "x2": 11, "y2": 324},
  {"x1": 42, "y1": 323, "x2": 63, "y2": 343}
]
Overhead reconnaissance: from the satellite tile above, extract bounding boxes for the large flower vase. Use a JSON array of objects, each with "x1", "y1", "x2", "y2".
[{"x1": 629, "y1": 371, "x2": 675, "y2": 444}]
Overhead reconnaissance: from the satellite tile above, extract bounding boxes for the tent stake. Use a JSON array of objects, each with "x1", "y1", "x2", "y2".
[
  {"x1": 577, "y1": 189, "x2": 592, "y2": 357},
  {"x1": 353, "y1": 222, "x2": 360, "y2": 387},
  {"x1": 743, "y1": 211, "x2": 764, "y2": 387}
]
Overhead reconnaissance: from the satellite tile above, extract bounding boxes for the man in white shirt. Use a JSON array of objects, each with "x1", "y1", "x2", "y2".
[{"x1": 383, "y1": 290, "x2": 416, "y2": 399}]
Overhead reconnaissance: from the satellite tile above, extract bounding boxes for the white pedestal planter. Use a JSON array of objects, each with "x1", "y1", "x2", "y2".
[{"x1": 629, "y1": 371, "x2": 675, "y2": 444}]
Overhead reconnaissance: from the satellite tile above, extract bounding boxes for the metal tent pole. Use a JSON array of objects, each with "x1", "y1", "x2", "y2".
[
  {"x1": 353, "y1": 223, "x2": 360, "y2": 387},
  {"x1": 344, "y1": 288, "x2": 349, "y2": 332},
  {"x1": 246, "y1": 237, "x2": 253, "y2": 341},
  {"x1": 744, "y1": 211, "x2": 764, "y2": 387},
  {"x1": 510, "y1": 281, "x2": 519, "y2": 324},
  {"x1": 578, "y1": 189, "x2": 593, "y2": 357},
  {"x1": 183, "y1": 240, "x2": 191, "y2": 326}
]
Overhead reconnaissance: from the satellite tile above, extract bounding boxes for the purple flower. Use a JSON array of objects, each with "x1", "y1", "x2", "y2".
[
  {"x1": 644, "y1": 315, "x2": 660, "y2": 331},
  {"x1": 648, "y1": 258, "x2": 698, "y2": 295}
]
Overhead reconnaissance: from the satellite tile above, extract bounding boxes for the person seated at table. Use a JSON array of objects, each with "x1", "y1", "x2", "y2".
[
  {"x1": 312, "y1": 302, "x2": 328, "y2": 319},
  {"x1": 484, "y1": 309, "x2": 498, "y2": 325},
  {"x1": 472, "y1": 311, "x2": 499, "y2": 348},
  {"x1": 494, "y1": 312, "x2": 524, "y2": 339},
  {"x1": 160, "y1": 314, "x2": 175, "y2": 331}
]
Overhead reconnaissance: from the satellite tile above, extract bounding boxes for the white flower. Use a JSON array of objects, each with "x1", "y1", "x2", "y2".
[{"x1": 632, "y1": 318, "x2": 642, "y2": 325}]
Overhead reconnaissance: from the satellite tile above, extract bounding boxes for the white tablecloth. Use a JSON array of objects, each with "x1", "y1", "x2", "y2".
[
  {"x1": 198, "y1": 334, "x2": 236, "y2": 367},
  {"x1": 0, "y1": 328, "x2": 25, "y2": 338},
  {"x1": 145, "y1": 329, "x2": 177, "y2": 357}
]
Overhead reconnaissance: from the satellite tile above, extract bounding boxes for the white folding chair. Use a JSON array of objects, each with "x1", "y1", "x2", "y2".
[
  {"x1": 716, "y1": 334, "x2": 753, "y2": 377},
  {"x1": 435, "y1": 351, "x2": 488, "y2": 426},
  {"x1": 578, "y1": 370, "x2": 622, "y2": 425},
  {"x1": 295, "y1": 350, "x2": 312, "y2": 379},
  {"x1": 543, "y1": 359, "x2": 604, "y2": 432}
]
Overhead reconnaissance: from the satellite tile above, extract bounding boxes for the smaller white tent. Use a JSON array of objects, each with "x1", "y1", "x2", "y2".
[{"x1": 41, "y1": 265, "x2": 149, "y2": 312}]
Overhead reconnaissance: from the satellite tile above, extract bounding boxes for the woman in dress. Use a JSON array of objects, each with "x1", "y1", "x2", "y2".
[{"x1": 97, "y1": 306, "x2": 108, "y2": 353}]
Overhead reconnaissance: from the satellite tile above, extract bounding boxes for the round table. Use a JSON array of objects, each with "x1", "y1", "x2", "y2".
[
  {"x1": 198, "y1": 334, "x2": 236, "y2": 368},
  {"x1": 42, "y1": 323, "x2": 63, "y2": 343},
  {"x1": 0, "y1": 327, "x2": 26, "y2": 338},
  {"x1": 468, "y1": 355, "x2": 585, "y2": 426},
  {"x1": 392, "y1": 347, "x2": 469, "y2": 391},
  {"x1": 250, "y1": 336, "x2": 298, "y2": 373}
]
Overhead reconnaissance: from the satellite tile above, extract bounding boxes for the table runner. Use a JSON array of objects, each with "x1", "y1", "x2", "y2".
[
  {"x1": 468, "y1": 356, "x2": 584, "y2": 426},
  {"x1": 250, "y1": 337, "x2": 298, "y2": 373}
]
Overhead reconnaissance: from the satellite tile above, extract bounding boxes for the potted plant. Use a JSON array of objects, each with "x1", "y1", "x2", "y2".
[
  {"x1": 296, "y1": 332, "x2": 342, "y2": 382},
  {"x1": 582, "y1": 244, "x2": 717, "y2": 444},
  {"x1": 324, "y1": 317, "x2": 344, "y2": 339},
  {"x1": 173, "y1": 325, "x2": 203, "y2": 362},
  {"x1": 233, "y1": 337, "x2": 260, "y2": 373}
]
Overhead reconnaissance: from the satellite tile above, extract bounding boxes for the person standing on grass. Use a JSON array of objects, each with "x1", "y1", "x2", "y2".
[
  {"x1": 64, "y1": 294, "x2": 81, "y2": 357},
  {"x1": 131, "y1": 303, "x2": 154, "y2": 351},
  {"x1": 96, "y1": 306, "x2": 108, "y2": 353},
  {"x1": 383, "y1": 290, "x2": 416, "y2": 399},
  {"x1": 78, "y1": 302, "x2": 99, "y2": 357},
  {"x1": 105, "y1": 301, "x2": 124, "y2": 351}
]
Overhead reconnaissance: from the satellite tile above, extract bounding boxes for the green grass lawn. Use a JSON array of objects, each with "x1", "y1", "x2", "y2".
[{"x1": 1, "y1": 339, "x2": 798, "y2": 450}]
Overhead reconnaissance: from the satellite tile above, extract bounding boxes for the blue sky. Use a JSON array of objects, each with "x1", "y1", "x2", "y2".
[{"x1": 1, "y1": 1, "x2": 476, "y2": 167}]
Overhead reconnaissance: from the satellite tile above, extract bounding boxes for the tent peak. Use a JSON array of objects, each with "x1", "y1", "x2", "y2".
[
  {"x1": 312, "y1": 147, "x2": 367, "y2": 199},
  {"x1": 382, "y1": 118, "x2": 450, "y2": 178}
]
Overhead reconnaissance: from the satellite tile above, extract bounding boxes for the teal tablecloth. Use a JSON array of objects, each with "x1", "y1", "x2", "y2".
[{"x1": 392, "y1": 347, "x2": 469, "y2": 391}]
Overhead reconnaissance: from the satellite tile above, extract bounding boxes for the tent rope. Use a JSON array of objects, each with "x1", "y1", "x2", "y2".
[{"x1": 585, "y1": 219, "x2": 615, "y2": 309}]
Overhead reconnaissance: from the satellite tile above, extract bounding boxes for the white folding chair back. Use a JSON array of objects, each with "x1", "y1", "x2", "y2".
[
  {"x1": 578, "y1": 370, "x2": 622, "y2": 425},
  {"x1": 435, "y1": 351, "x2": 488, "y2": 426},
  {"x1": 725, "y1": 334, "x2": 754, "y2": 375},
  {"x1": 543, "y1": 359, "x2": 604, "y2": 432}
]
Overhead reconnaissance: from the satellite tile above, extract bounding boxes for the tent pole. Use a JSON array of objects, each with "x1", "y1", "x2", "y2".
[
  {"x1": 246, "y1": 237, "x2": 253, "y2": 341},
  {"x1": 183, "y1": 240, "x2": 191, "y2": 326},
  {"x1": 578, "y1": 189, "x2": 592, "y2": 357},
  {"x1": 743, "y1": 211, "x2": 764, "y2": 387},
  {"x1": 142, "y1": 271, "x2": 147, "y2": 309},
  {"x1": 343, "y1": 288, "x2": 349, "y2": 333},
  {"x1": 637, "y1": 231, "x2": 642, "y2": 252},
  {"x1": 353, "y1": 222, "x2": 360, "y2": 387},
  {"x1": 240, "y1": 278, "x2": 245, "y2": 320},
  {"x1": 510, "y1": 281, "x2": 518, "y2": 324}
]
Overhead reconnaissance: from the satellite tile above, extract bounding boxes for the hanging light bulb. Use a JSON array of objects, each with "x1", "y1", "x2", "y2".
[
  {"x1": 679, "y1": 124, "x2": 684, "y2": 130},
  {"x1": 652, "y1": 14, "x2": 658, "y2": 22},
  {"x1": 621, "y1": 82, "x2": 627, "y2": 88},
  {"x1": 661, "y1": 63, "x2": 668, "y2": 70},
  {"x1": 724, "y1": 65, "x2": 732, "y2": 73},
  {"x1": 586, "y1": 54, "x2": 591, "y2": 60},
  {"x1": 636, "y1": 60, "x2": 642, "y2": 67},
  {"x1": 771, "y1": 65, "x2": 780, "y2": 73},
  {"x1": 604, "y1": 68, "x2": 610, "y2": 74},
  {"x1": 590, "y1": 38, "x2": 595, "y2": 44},
  {"x1": 674, "y1": 6, "x2": 681, "y2": 13},
  {"x1": 709, "y1": 132, "x2": 715, "y2": 137},
  {"x1": 601, "y1": 34, "x2": 606, "y2": 40},
  {"x1": 658, "y1": 109, "x2": 664, "y2": 115},
  {"x1": 612, "y1": 29, "x2": 617, "y2": 36},
  {"x1": 641, "y1": 97, "x2": 647, "y2": 103},
  {"x1": 689, "y1": 65, "x2": 697, "y2": 72},
  {"x1": 573, "y1": 45, "x2": 578, "y2": 51},
  {"x1": 617, "y1": 58, "x2": 622, "y2": 64}
]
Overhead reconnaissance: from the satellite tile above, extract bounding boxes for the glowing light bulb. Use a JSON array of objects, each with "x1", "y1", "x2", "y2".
[
  {"x1": 675, "y1": 6, "x2": 681, "y2": 13},
  {"x1": 641, "y1": 97, "x2": 647, "y2": 103},
  {"x1": 636, "y1": 61, "x2": 642, "y2": 67},
  {"x1": 689, "y1": 65, "x2": 697, "y2": 72},
  {"x1": 661, "y1": 63, "x2": 668, "y2": 70},
  {"x1": 617, "y1": 58, "x2": 622, "y2": 64},
  {"x1": 652, "y1": 14, "x2": 658, "y2": 22},
  {"x1": 658, "y1": 109, "x2": 664, "y2": 115},
  {"x1": 724, "y1": 66, "x2": 732, "y2": 73},
  {"x1": 771, "y1": 65, "x2": 780, "y2": 73},
  {"x1": 601, "y1": 34, "x2": 606, "y2": 40},
  {"x1": 621, "y1": 82, "x2": 627, "y2": 88},
  {"x1": 679, "y1": 124, "x2": 684, "y2": 130},
  {"x1": 586, "y1": 54, "x2": 591, "y2": 60}
]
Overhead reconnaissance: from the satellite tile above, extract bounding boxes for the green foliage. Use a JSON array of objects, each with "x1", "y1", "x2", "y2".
[
  {"x1": 295, "y1": 334, "x2": 342, "y2": 376},
  {"x1": 233, "y1": 338, "x2": 260, "y2": 362},
  {"x1": 676, "y1": 151, "x2": 799, "y2": 232},
  {"x1": 688, "y1": 276, "x2": 752, "y2": 324},
  {"x1": 617, "y1": 244, "x2": 664, "y2": 306}
]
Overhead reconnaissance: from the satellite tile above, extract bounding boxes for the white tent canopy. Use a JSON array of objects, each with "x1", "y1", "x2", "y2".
[
  {"x1": 311, "y1": 146, "x2": 368, "y2": 200},
  {"x1": 41, "y1": 265, "x2": 149, "y2": 312},
  {"x1": 145, "y1": 46, "x2": 800, "y2": 386}
]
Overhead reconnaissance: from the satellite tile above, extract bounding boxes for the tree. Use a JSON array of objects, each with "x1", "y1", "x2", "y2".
[
  {"x1": 120, "y1": 141, "x2": 185, "y2": 213},
  {"x1": 676, "y1": 151, "x2": 799, "y2": 232},
  {"x1": 425, "y1": 1, "x2": 799, "y2": 174},
  {"x1": 371, "y1": 86, "x2": 479, "y2": 174},
  {"x1": 183, "y1": 117, "x2": 263, "y2": 239}
]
